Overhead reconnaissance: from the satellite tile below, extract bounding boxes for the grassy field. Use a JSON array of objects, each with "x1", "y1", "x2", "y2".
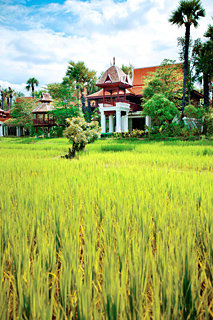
[{"x1": 0, "y1": 137, "x2": 212, "y2": 319}]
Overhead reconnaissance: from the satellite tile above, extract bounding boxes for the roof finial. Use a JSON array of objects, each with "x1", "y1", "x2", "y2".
[{"x1": 113, "y1": 57, "x2": 115, "y2": 66}]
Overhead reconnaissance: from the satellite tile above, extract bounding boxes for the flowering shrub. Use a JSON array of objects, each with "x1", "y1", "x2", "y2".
[
  {"x1": 63, "y1": 117, "x2": 101, "y2": 158},
  {"x1": 130, "y1": 129, "x2": 145, "y2": 138}
]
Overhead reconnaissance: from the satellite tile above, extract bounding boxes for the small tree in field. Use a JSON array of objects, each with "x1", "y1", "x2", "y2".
[
  {"x1": 63, "y1": 117, "x2": 101, "y2": 158},
  {"x1": 143, "y1": 94, "x2": 179, "y2": 128}
]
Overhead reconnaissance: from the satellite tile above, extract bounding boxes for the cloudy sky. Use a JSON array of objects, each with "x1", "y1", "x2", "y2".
[{"x1": 0, "y1": 0, "x2": 212, "y2": 94}]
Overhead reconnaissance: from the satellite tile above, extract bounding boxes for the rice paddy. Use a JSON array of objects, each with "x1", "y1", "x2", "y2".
[{"x1": 0, "y1": 137, "x2": 212, "y2": 319}]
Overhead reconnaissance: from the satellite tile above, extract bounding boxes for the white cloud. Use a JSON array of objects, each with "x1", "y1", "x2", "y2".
[
  {"x1": 0, "y1": 80, "x2": 28, "y2": 95},
  {"x1": 0, "y1": 0, "x2": 212, "y2": 94}
]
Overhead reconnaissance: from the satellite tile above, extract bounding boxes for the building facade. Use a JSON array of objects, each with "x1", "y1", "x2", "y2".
[{"x1": 87, "y1": 63, "x2": 203, "y2": 133}]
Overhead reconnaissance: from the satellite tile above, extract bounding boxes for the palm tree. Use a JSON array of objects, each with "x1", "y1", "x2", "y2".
[
  {"x1": 3, "y1": 88, "x2": 11, "y2": 111},
  {"x1": 65, "y1": 61, "x2": 96, "y2": 113},
  {"x1": 169, "y1": 0, "x2": 205, "y2": 117},
  {"x1": 193, "y1": 24, "x2": 213, "y2": 109},
  {"x1": 26, "y1": 78, "x2": 39, "y2": 98}
]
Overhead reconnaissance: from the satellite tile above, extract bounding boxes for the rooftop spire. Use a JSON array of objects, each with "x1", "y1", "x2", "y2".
[{"x1": 113, "y1": 57, "x2": 115, "y2": 66}]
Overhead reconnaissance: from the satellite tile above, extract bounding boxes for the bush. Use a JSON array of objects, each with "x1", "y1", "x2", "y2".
[
  {"x1": 205, "y1": 113, "x2": 213, "y2": 136},
  {"x1": 130, "y1": 129, "x2": 145, "y2": 138},
  {"x1": 184, "y1": 105, "x2": 205, "y2": 119},
  {"x1": 63, "y1": 117, "x2": 101, "y2": 158},
  {"x1": 143, "y1": 94, "x2": 179, "y2": 127}
]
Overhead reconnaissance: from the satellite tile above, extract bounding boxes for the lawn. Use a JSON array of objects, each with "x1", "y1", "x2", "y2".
[{"x1": 0, "y1": 137, "x2": 212, "y2": 319}]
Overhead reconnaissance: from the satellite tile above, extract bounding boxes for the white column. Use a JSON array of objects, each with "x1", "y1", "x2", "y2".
[
  {"x1": 116, "y1": 110, "x2": 121, "y2": 132},
  {"x1": 101, "y1": 111, "x2": 106, "y2": 133},
  {"x1": 109, "y1": 115, "x2": 114, "y2": 133},
  {"x1": 16, "y1": 126, "x2": 21, "y2": 137},
  {"x1": 5, "y1": 126, "x2": 8, "y2": 136},
  {"x1": 0, "y1": 124, "x2": 3, "y2": 137},
  {"x1": 128, "y1": 118, "x2": 132, "y2": 132},
  {"x1": 145, "y1": 116, "x2": 151, "y2": 127},
  {"x1": 124, "y1": 113, "x2": 128, "y2": 132}
]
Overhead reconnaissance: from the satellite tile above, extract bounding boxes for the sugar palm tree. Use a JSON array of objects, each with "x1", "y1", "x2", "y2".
[
  {"x1": 26, "y1": 78, "x2": 39, "y2": 98},
  {"x1": 169, "y1": 0, "x2": 205, "y2": 117},
  {"x1": 193, "y1": 24, "x2": 213, "y2": 109}
]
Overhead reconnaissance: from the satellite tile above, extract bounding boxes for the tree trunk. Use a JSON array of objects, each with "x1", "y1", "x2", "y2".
[
  {"x1": 7, "y1": 97, "x2": 10, "y2": 111},
  {"x1": 10, "y1": 94, "x2": 12, "y2": 110},
  {"x1": 32, "y1": 84, "x2": 34, "y2": 98},
  {"x1": 182, "y1": 23, "x2": 190, "y2": 118},
  {"x1": 1, "y1": 93, "x2": 4, "y2": 110},
  {"x1": 81, "y1": 88, "x2": 86, "y2": 114},
  {"x1": 203, "y1": 72, "x2": 209, "y2": 110}
]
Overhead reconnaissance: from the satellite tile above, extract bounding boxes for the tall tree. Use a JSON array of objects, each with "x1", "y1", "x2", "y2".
[
  {"x1": 193, "y1": 24, "x2": 213, "y2": 109},
  {"x1": 169, "y1": 0, "x2": 205, "y2": 117},
  {"x1": 64, "y1": 61, "x2": 96, "y2": 113},
  {"x1": 26, "y1": 78, "x2": 39, "y2": 98},
  {"x1": 0, "y1": 88, "x2": 6, "y2": 110},
  {"x1": 3, "y1": 88, "x2": 11, "y2": 111}
]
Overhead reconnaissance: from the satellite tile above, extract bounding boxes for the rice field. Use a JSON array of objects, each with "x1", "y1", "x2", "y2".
[{"x1": 0, "y1": 137, "x2": 212, "y2": 319}]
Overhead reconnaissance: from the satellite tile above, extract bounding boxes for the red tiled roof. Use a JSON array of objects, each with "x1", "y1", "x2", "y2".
[
  {"x1": 88, "y1": 64, "x2": 183, "y2": 100},
  {"x1": 133, "y1": 66, "x2": 159, "y2": 86}
]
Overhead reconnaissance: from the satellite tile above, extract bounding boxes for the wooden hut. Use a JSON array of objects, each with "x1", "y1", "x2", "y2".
[{"x1": 32, "y1": 93, "x2": 56, "y2": 135}]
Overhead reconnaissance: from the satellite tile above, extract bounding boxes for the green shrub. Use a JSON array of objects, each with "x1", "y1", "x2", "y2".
[
  {"x1": 205, "y1": 113, "x2": 213, "y2": 136},
  {"x1": 130, "y1": 129, "x2": 145, "y2": 138},
  {"x1": 184, "y1": 105, "x2": 205, "y2": 119}
]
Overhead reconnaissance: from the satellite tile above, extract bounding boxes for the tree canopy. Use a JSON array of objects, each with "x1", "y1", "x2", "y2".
[
  {"x1": 26, "y1": 78, "x2": 39, "y2": 98},
  {"x1": 64, "y1": 61, "x2": 97, "y2": 112},
  {"x1": 143, "y1": 94, "x2": 179, "y2": 127},
  {"x1": 4, "y1": 98, "x2": 35, "y2": 130},
  {"x1": 46, "y1": 83, "x2": 82, "y2": 126},
  {"x1": 142, "y1": 59, "x2": 183, "y2": 105}
]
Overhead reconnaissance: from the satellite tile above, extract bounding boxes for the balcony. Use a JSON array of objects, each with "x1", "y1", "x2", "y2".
[{"x1": 33, "y1": 118, "x2": 56, "y2": 126}]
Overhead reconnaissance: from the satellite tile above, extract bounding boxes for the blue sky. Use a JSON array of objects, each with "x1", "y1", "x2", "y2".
[{"x1": 0, "y1": 0, "x2": 212, "y2": 94}]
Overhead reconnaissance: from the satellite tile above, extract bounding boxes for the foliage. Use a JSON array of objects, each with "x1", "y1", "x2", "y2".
[
  {"x1": 0, "y1": 87, "x2": 14, "y2": 110},
  {"x1": 184, "y1": 105, "x2": 205, "y2": 133},
  {"x1": 121, "y1": 64, "x2": 134, "y2": 79},
  {"x1": 143, "y1": 94, "x2": 179, "y2": 127},
  {"x1": 4, "y1": 98, "x2": 35, "y2": 131},
  {"x1": 46, "y1": 83, "x2": 82, "y2": 126},
  {"x1": 204, "y1": 112, "x2": 213, "y2": 136},
  {"x1": 184, "y1": 104, "x2": 204, "y2": 119},
  {"x1": 142, "y1": 59, "x2": 183, "y2": 105},
  {"x1": 65, "y1": 61, "x2": 96, "y2": 87},
  {"x1": 130, "y1": 129, "x2": 145, "y2": 138},
  {"x1": 63, "y1": 117, "x2": 101, "y2": 158},
  {"x1": 0, "y1": 138, "x2": 212, "y2": 319},
  {"x1": 91, "y1": 108, "x2": 101, "y2": 123},
  {"x1": 64, "y1": 61, "x2": 97, "y2": 117},
  {"x1": 26, "y1": 78, "x2": 39, "y2": 97},
  {"x1": 169, "y1": 0, "x2": 205, "y2": 28},
  {"x1": 169, "y1": 0, "x2": 205, "y2": 114}
]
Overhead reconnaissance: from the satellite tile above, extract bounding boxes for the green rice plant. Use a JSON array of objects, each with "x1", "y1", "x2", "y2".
[{"x1": 0, "y1": 137, "x2": 212, "y2": 319}]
